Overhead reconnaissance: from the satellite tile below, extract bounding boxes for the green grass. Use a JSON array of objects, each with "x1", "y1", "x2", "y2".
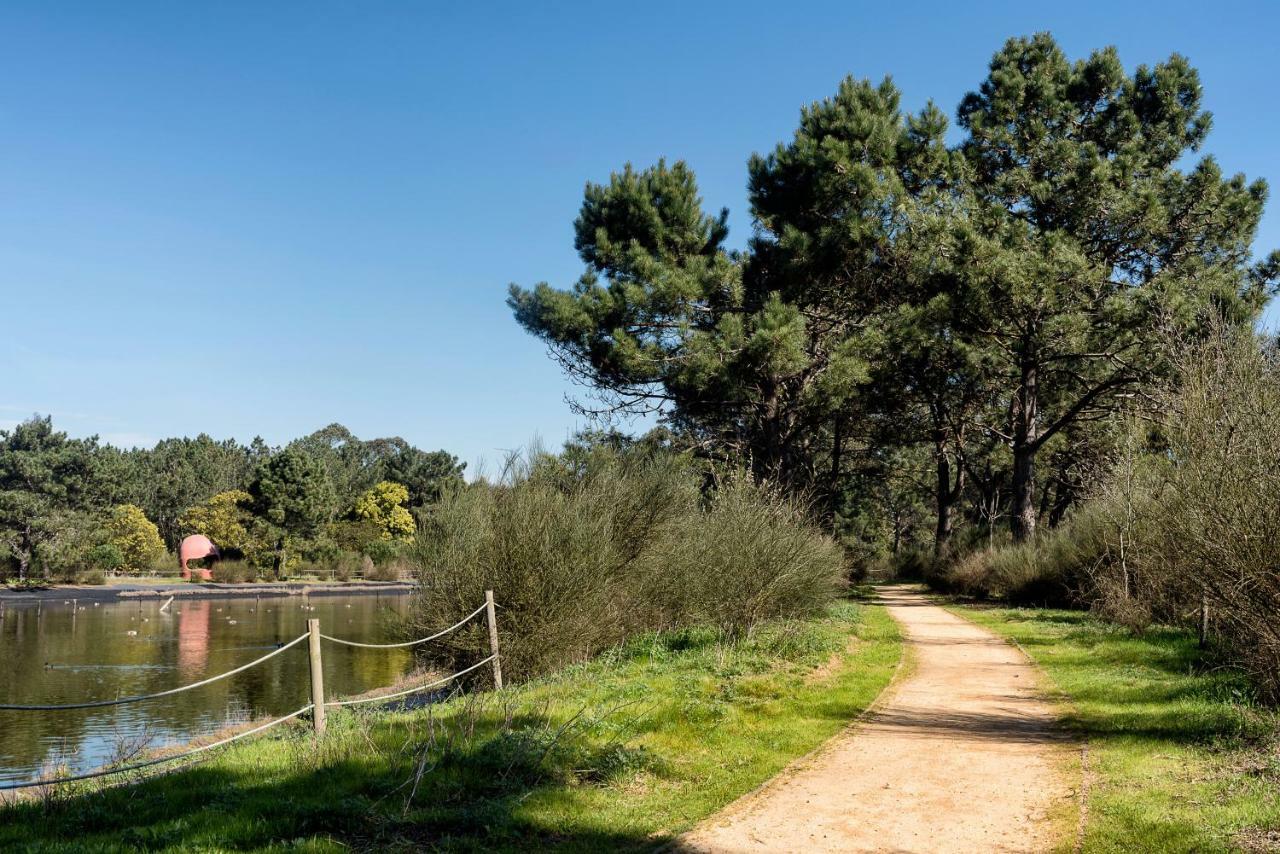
[
  {"x1": 953, "y1": 604, "x2": 1280, "y2": 853},
  {"x1": 0, "y1": 600, "x2": 901, "y2": 852}
]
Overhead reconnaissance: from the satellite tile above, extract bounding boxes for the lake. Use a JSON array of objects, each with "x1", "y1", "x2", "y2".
[{"x1": 0, "y1": 592, "x2": 413, "y2": 787}]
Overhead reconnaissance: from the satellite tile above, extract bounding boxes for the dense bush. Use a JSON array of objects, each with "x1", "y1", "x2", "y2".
[
  {"x1": 408, "y1": 449, "x2": 844, "y2": 682},
  {"x1": 926, "y1": 331, "x2": 1280, "y2": 701},
  {"x1": 86, "y1": 543, "x2": 125, "y2": 573},
  {"x1": 1148, "y1": 332, "x2": 1280, "y2": 700},
  {"x1": 210, "y1": 560, "x2": 258, "y2": 584},
  {"x1": 364, "y1": 558, "x2": 408, "y2": 582}
]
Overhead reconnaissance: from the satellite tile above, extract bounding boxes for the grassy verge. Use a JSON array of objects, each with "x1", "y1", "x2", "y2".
[
  {"x1": 953, "y1": 605, "x2": 1280, "y2": 853},
  {"x1": 0, "y1": 600, "x2": 900, "y2": 852}
]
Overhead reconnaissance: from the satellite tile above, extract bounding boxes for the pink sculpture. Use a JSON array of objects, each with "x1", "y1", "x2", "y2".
[{"x1": 179, "y1": 534, "x2": 220, "y2": 581}]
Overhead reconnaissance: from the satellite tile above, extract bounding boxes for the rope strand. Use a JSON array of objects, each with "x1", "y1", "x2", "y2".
[
  {"x1": 0, "y1": 633, "x2": 310, "y2": 711},
  {"x1": 0, "y1": 704, "x2": 314, "y2": 791},
  {"x1": 325, "y1": 655, "x2": 496, "y2": 709},
  {"x1": 319, "y1": 602, "x2": 487, "y2": 649}
]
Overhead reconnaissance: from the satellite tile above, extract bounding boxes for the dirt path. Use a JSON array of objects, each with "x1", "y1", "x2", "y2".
[{"x1": 680, "y1": 586, "x2": 1075, "y2": 853}]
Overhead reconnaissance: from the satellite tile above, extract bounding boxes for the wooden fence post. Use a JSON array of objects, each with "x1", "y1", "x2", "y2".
[
  {"x1": 307, "y1": 618, "x2": 326, "y2": 736},
  {"x1": 484, "y1": 590, "x2": 503, "y2": 689}
]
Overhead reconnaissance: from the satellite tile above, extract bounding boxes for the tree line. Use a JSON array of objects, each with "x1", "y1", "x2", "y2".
[
  {"x1": 0, "y1": 419, "x2": 464, "y2": 582},
  {"x1": 509, "y1": 32, "x2": 1279, "y2": 561}
]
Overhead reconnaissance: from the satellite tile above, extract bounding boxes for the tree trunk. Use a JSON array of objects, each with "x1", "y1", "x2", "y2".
[
  {"x1": 933, "y1": 433, "x2": 964, "y2": 557},
  {"x1": 1047, "y1": 480, "x2": 1074, "y2": 527},
  {"x1": 1010, "y1": 351, "x2": 1039, "y2": 543},
  {"x1": 16, "y1": 525, "x2": 32, "y2": 584},
  {"x1": 827, "y1": 414, "x2": 844, "y2": 524},
  {"x1": 274, "y1": 537, "x2": 286, "y2": 581}
]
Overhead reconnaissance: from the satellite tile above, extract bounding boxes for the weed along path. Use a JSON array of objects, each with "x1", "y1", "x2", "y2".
[{"x1": 681, "y1": 586, "x2": 1075, "y2": 853}]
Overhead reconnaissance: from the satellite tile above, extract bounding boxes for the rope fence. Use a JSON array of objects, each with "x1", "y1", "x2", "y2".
[
  {"x1": 324, "y1": 655, "x2": 496, "y2": 709},
  {"x1": 0, "y1": 633, "x2": 310, "y2": 711},
  {"x1": 319, "y1": 602, "x2": 488, "y2": 649},
  {"x1": 0, "y1": 591, "x2": 505, "y2": 792},
  {"x1": 0, "y1": 704, "x2": 315, "y2": 791}
]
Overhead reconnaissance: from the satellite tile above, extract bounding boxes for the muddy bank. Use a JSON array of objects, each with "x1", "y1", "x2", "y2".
[{"x1": 0, "y1": 580, "x2": 415, "y2": 604}]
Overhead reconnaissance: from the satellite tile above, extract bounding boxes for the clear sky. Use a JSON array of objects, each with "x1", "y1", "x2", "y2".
[{"x1": 3, "y1": 1, "x2": 1277, "y2": 472}]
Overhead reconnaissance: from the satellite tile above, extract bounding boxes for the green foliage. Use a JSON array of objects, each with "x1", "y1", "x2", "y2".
[
  {"x1": 248, "y1": 448, "x2": 337, "y2": 578},
  {"x1": 0, "y1": 417, "x2": 104, "y2": 582},
  {"x1": 122, "y1": 434, "x2": 260, "y2": 549},
  {"x1": 209, "y1": 559, "x2": 258, "y2": 584},
  {"x1": 352, "y1": 480, "x2": 415, "y2": 542},
  {"x1": 410, "y1": 445, "x2": 844, "y2": 681},
  {"x1": 509, "y1": 33, "x2": 1278, "y2": 555},
  {"x1": 86, "y1": 543, "x2": 125, "y2": 573},
  {"x1": 950, "y1": 33, "x2": 1277, "y2": 539},
  {"x1": 104, "y1": 503, "x2": 165, "y2": 572},
  {"x1": 290, "y1": 424, "x2": 465, "y2": 509},
  {"x1": 179, "y1": 489, "x2": 253, "y2": 554}
]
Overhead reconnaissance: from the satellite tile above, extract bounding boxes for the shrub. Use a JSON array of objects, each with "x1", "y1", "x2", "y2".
[
  {"x1": 210, "y1": 560, "x2": 258, "y2": 584},
  {"x1": 362, "y1": 538, "x2": 400, "y2": 566},
  {"x1": 364, "y1": 559, "x2": 408, "y2": 582},
  {"x1": 409, "y1": 448, "x2": 843, "y2": 682},
  {"x1": 74, "y1": 568, "x2": 106, "y2": 585},
  {"x1": 943, "y1": 541, "x2": 1074, "y2": 606},
  {"x1": 1147, "y1": 331, "x2": 1280, "y2": 701},
  {"x1": 86, "y1": 543, "x2": 125, "y2": 574},
  {"x1": 105, "y1": 504, "x2": 165, "y2": 572}
]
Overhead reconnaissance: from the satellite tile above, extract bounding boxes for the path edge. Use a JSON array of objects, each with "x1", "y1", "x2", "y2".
[{"x1": 669, "y1": 594, "x2": 916, "y2": 851}]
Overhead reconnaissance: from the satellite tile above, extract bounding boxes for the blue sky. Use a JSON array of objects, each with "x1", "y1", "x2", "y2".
[{"x1": 3, "y1": 1, "x2": 1277, "y2": 472}]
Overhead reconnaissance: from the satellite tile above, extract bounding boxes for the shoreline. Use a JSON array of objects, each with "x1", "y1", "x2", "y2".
[{"x1": 0, "y1": 580, "x2": 416, "y2": 604}]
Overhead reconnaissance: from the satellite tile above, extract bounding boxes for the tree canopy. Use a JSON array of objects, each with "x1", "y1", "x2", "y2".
[{"x1": 511, "y1": 32, "x2": 1278, "y2": 553}]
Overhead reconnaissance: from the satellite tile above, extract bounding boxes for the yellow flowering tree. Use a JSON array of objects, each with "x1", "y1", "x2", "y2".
[
  {"x1": 180, "y1": 490, "x2": 252, "y2": 553},
  {"x1": 105, "y1": 504, "x2": 165, "y2": 572},
  {"x1": 352, "y1": 481, "x2": 415, "y2": 542}
]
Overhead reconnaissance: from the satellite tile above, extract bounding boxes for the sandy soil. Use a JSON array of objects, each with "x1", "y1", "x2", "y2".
[{"x1": 680, "y1": 586, "x2": 1076, "y2": 853}]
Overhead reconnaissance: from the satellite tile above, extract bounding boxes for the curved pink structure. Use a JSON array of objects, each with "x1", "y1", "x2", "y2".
[{"x1": 179, "y1": 534, "x2": 220, "y2": 581}]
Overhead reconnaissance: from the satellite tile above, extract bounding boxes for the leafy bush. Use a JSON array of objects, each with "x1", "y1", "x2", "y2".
[
  {"x1": 362, "y1": 538, "x2": 400, "y2": 566},
  {"x1": 105, "y1": 504, "x2": 165, "y2": 572},
  {"x1": 364, "y1": 559, "x2": 407, "y2": 582},
  {"x1": 210, "y1": 560, "x2": 258, "y2": 584},
  {"x1": 86, "y1": 543, "x2": 125, "y2": 573},
  {"x1": 409, "y1": 448, "x2": 843, "y2": 682},
  {"x1": 74, "y1": 568, "x2": 106, "y2": 585}
]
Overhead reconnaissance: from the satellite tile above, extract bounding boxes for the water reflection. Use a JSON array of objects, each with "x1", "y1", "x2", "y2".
[{"x1": 0, "y1": 593, "x2": 412, "y2": 785}]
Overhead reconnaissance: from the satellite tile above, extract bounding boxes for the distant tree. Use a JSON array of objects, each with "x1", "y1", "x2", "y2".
[
  {"x1": 292, "y1": 424, "x2": 465, "y2": 509},
  {"x1": 105, "y1": 504, "x2": 165, "y2": 572},
  {"x1": 248, "y1": 449, "x2": 336, "y2": 578},
  {"x1": 126, "y1": 435, "x2": 256, "y2": 549},
  {"x1": 378, "y1": 443, "x2": 465, "y2": 507},
  {"x1": 352, "y1": 481, "x2": 415, "y2": 541},
  {"x1": 0, "y1": 417, "x2": 101, "y2": 582},
  {"x1": 179, "y1": 490, "x2": 253, "y2": 555},
  {"x1": 86, "y1": 542, "x2": 125, "y2": 573}
]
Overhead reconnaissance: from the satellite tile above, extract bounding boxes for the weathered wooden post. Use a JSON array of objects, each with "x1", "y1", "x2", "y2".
[
  {"x1": 1199, "y1": 592, "x2": 1210, "y2": 649},
  {"x1": 307, "y1": 618, "x2": 326, "y2": 736},
  {"x1": 484, "y1": 590, "x2": 503, "y2": 689}
]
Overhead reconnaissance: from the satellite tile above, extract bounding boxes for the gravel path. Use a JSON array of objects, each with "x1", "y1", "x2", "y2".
[{"x1": 681, "y1": 586, "x2": 1075, "y2": 853}]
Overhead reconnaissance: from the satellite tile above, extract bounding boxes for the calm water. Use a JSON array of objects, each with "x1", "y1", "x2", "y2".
[{"x1": 0, "y1": 592, "x2": 413, "y2": 786}]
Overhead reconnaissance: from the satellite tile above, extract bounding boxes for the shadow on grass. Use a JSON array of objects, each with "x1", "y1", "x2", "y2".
[
  {"x1": 0, "y1": 715, "x2": 678, "y2": 853},
  {"x1": 961, "y1": 605, "x2": 1268, "y2": 749}
]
